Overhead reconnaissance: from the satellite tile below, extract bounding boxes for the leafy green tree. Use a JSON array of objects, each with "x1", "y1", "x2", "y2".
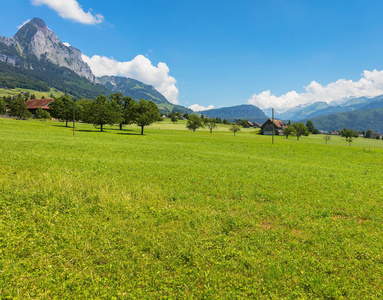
[
  {"x1": 109, "y1": 93, "x2": 126, "y2": 130},
  {"x1": 215, "y1": 117, "x2": 222, "y2": 123},
  {"x1": 135, "y1": 99, "x2": 160, "y2": 135},
  {"x1": 121, "y1": 96, "x2": 138, "y2": 129},
  {"x1": 223, "y1": 119, "x2": 231, "y2": 125},
  {"x1": 282, "y1": 124, "x2": 296, "y2": 139},
  {"x1": 324, "y1": 134, "x2": 331, "y2": 144},
  {"x1": 229, "y1": 124, "x2": 241, "y2": 136},
  {"x1": 0, "y1": 98, "x2": 6, "y2": 115},
  {"x1": 36, "y1": 107, "x2": 51, "y2": 120},
  {"x1": 365, "y1": 129, "x2": 373, "y2": 139},
  {"x1": 237, "y1": 119, "x2": 250, "y2": 128},
  {"x1": 341, "y1": 127, "x2": 358, "y2": 140},
  {"x1": 204, "y1": 117, "x2": 217, "y2": 133},
  {"x1": 9, "y1": 94, "x2": 31, "y2": 119},
  {"x1": 293, "y1": 123, "x2": 309, "y2": 141},
  {"x1": 183, "y1": 113, "x2": 189, "y2": 120},
  {"x1": 87, "y1": 94, "x2": 120, "y2": 131},
  {"x1": 186, "y1": 114, "x2": 204, "y2": 132},
  {"x1": 175, "y1": 111, "x2": 182, "y2": 119},
  {"x1": 346, "y1": 137, "x2": 354, "y2": 146},
  {"x1": 306, "y1": 120, "x2": 315, "y2": 133},
  {"x1": 50, "y1": 95, "x2": 80, "y2": 127},
  {"x1": 169, "y1": 112, "x2": 178, "y2": 123}
]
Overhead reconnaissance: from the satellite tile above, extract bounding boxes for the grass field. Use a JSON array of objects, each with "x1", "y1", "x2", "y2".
[
  {"x1": 0, "y1": 88, "x2": 65, "y2": 99},
  {"x1": 1, "y1": 118, "x2": 383, "y2": 299}
]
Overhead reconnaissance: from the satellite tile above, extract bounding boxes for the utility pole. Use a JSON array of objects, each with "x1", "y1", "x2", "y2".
[
  {"x1": 272, "y1": 108, "x2": 274, "y2": 144},
  {"x1": 73, "y1": 100, "x2": 75, "y2": 135}
]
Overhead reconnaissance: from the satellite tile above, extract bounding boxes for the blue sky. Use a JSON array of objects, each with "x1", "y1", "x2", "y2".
[{"x1": 2, "y1": 0, "x2": 383, "y2": 112}]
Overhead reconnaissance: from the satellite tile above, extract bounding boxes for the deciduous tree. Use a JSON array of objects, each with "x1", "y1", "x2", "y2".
[
  {"x1": 229, "y1": 124, "x2": 241, "y2": 136},
  {"x1": 0, "y1": 98, "x2": 6, "y2": 115},
  {"x1": 36, "y1": 107, "x2": 51, "y2": 120},
  {"x1": 135, "y1": 99, "x2": 160, "y2": 135},
  {"x1": 9, "y1": 94, "x2": 31, "y2": 120},
  {"x1": 306, "y1": 120, "x2": 315, "y2": 133},
  {"x1": 186, "y1": 114, "x2": 204, "y2": 132},
  {"x1": 50, "y1": 95, "x2": 80, "y2": 127},
  {"x1": 87, "y1": 94, "x2": 120, "y2": 131},
  {"x1": 282, "y1": 124, "x2": 296, "y2": 139},
  {"x1": 293, "y1": 123, "x2": 309, "y2": 141},
  {"x1": 204, "y1": 117, "x2": 217, "y2": 133}
]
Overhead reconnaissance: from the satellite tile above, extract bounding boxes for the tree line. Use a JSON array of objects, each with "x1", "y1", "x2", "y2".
[{"x1": 1, "y1": 93, "x2": 160, "y2": 135}]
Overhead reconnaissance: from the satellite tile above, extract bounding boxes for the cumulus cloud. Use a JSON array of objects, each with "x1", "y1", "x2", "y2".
[
  {"x1": 82, "y1": 54, "x2": 179, "y2": 104},
  {"x1": 248, "y1": 70, "x2": 383, "y2": 112},
  {"x1": 188, "y1": 104, "x2": 214, "y2": 112},
  {"x1": 31, "y1": 0, "x2": 104, "y2": 25}
]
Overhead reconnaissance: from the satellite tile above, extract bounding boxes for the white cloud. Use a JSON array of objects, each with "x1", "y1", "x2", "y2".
[
  {"x1": 248, "y1": 70, "x2": 383, "y2": 112},
  {"x1": 188, "y1": 104, "x2": 214, "y2": 112},
  {"x1": 82, "y1": 54, "x2": 179, "y2": 104},
  {"x1": 31, "y1": 0, "x2": 104, "y2": 25},
  {"x1": 63, "y1": 42, "x2": 71, "y2": 47}
]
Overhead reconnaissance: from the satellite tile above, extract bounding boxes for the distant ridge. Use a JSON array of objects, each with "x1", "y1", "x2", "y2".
[
  {"x1": 202, "y1": 104, "x2": 268, "y2": 123},
  {"x1": 301, "y1": 107, "x2": 383, "y2": 133},
  {"x1": 97, "y1": 76, "x2": 192, "y2": 114}
]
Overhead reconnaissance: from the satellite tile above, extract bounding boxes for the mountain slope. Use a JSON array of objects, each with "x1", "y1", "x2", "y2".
[
  {"x1": 202, "y1": 104, "x2": 268, "y2": 123},
  {"x1": 0, "y1": 18, "x2": 110, "y2": 99},
  {"x1": 98, "y1": 76, "x2": 192, "y2": 114},
  {"x1": 278, "y1": 95, "x2": 383, "y2": 122},
  {"x1": 301, "y1": 108, "x2": 383, "y2": 133},
  {"x1": 0, "y1": 18, "x2": 95, "y2": 82},
  {"x1": 0, "y1": 18, "x2": 190, "y2": 111}
]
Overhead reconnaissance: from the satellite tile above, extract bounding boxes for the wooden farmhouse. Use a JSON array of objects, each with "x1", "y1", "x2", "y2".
[
  {"x1": 25, "y1": 98, "x2": 54, "y2": 116},
  {"x1": 260, "y1": 119, "x2": 286, "y2": 135},
  {"x1": 371, "y1": 132, "x2": 382, "y2": 140}
]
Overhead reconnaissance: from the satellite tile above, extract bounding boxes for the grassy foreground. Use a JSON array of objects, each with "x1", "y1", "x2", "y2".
[{"x1": 1, "y1": 118, "x2": 383, "y2": 299}]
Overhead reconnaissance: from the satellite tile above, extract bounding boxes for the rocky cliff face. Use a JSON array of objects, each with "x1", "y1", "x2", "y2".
[{"x1": 0, "y1": 18, "x2": 95, "y2": 82}]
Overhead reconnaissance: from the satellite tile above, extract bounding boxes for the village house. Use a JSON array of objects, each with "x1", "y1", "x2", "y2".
[
  {"x1": 260, "y1": 119, "x2": 286, "y2": 135},
  {"x1": 25, "y1": 98, "x2": 54, "y2": 116},
  {"x1": 371, "y1": 132, "x2": 382, "y2": 140}
]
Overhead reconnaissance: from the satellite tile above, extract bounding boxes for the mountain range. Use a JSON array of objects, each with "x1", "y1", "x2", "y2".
[
  {"x1": 277, "y1": 95, "x2": 383, "y2": 121},
  {"x1": 202, "y1": 104, "x2": 268, "y2": 123},
  {"x1": 1, "y1": 18, "x2": 383, "y2": 131},
  {"x1": 0, "y1": 18, "x2": 191, "y2": 113}
]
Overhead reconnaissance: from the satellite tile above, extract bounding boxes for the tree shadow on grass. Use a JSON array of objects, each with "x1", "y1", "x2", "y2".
[
  {"x1": 116, "y1": 132, "x2": 142, "y2": 136},
  {"x1": 52, "y1": 124, "x2": 70, "y2": 128},
  {"x1": 76, "y1": 129, "x2": 106, "y2": 133},
  {"x1": 107, "y1": 127, "x2": 136, "y2": 132}
]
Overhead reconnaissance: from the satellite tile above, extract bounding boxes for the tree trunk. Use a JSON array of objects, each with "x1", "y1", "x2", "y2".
[
  {"x1": 120, "y1": 123, "x2": 123, "y2": 130},
  {"x1": 141, "y1": 126, "x2": 144, "y2": 135},
  {"x1": 100, "y1": 124, "x2": 103, "y2": 132},
  {"x1": 65, "y1": 119, "x2": 68, "y2": 127},
  {"x1": 210, "y1": 128, "x2": 212, "y2": 133}
]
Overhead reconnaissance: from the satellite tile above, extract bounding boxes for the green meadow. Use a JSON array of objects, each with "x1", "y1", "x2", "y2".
[{"x1": 1, "y1": 118, "x2": 383, "y2": 299}]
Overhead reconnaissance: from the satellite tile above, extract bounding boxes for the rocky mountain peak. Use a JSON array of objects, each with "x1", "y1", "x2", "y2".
[
  {"x1": 0, "y1": 17, "x2": 96, "y2": 82},
  {"x1": 30, "y1": 17, "x2": 47, "y2": 29}
]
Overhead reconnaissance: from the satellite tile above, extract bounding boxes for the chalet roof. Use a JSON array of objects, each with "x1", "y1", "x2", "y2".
[
  {"x1": 25, "y1": 98, "x2": 54, "y2": 110},
  {"x1": 261, "y1": 119, "x2": 286, "y2": 129}
]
